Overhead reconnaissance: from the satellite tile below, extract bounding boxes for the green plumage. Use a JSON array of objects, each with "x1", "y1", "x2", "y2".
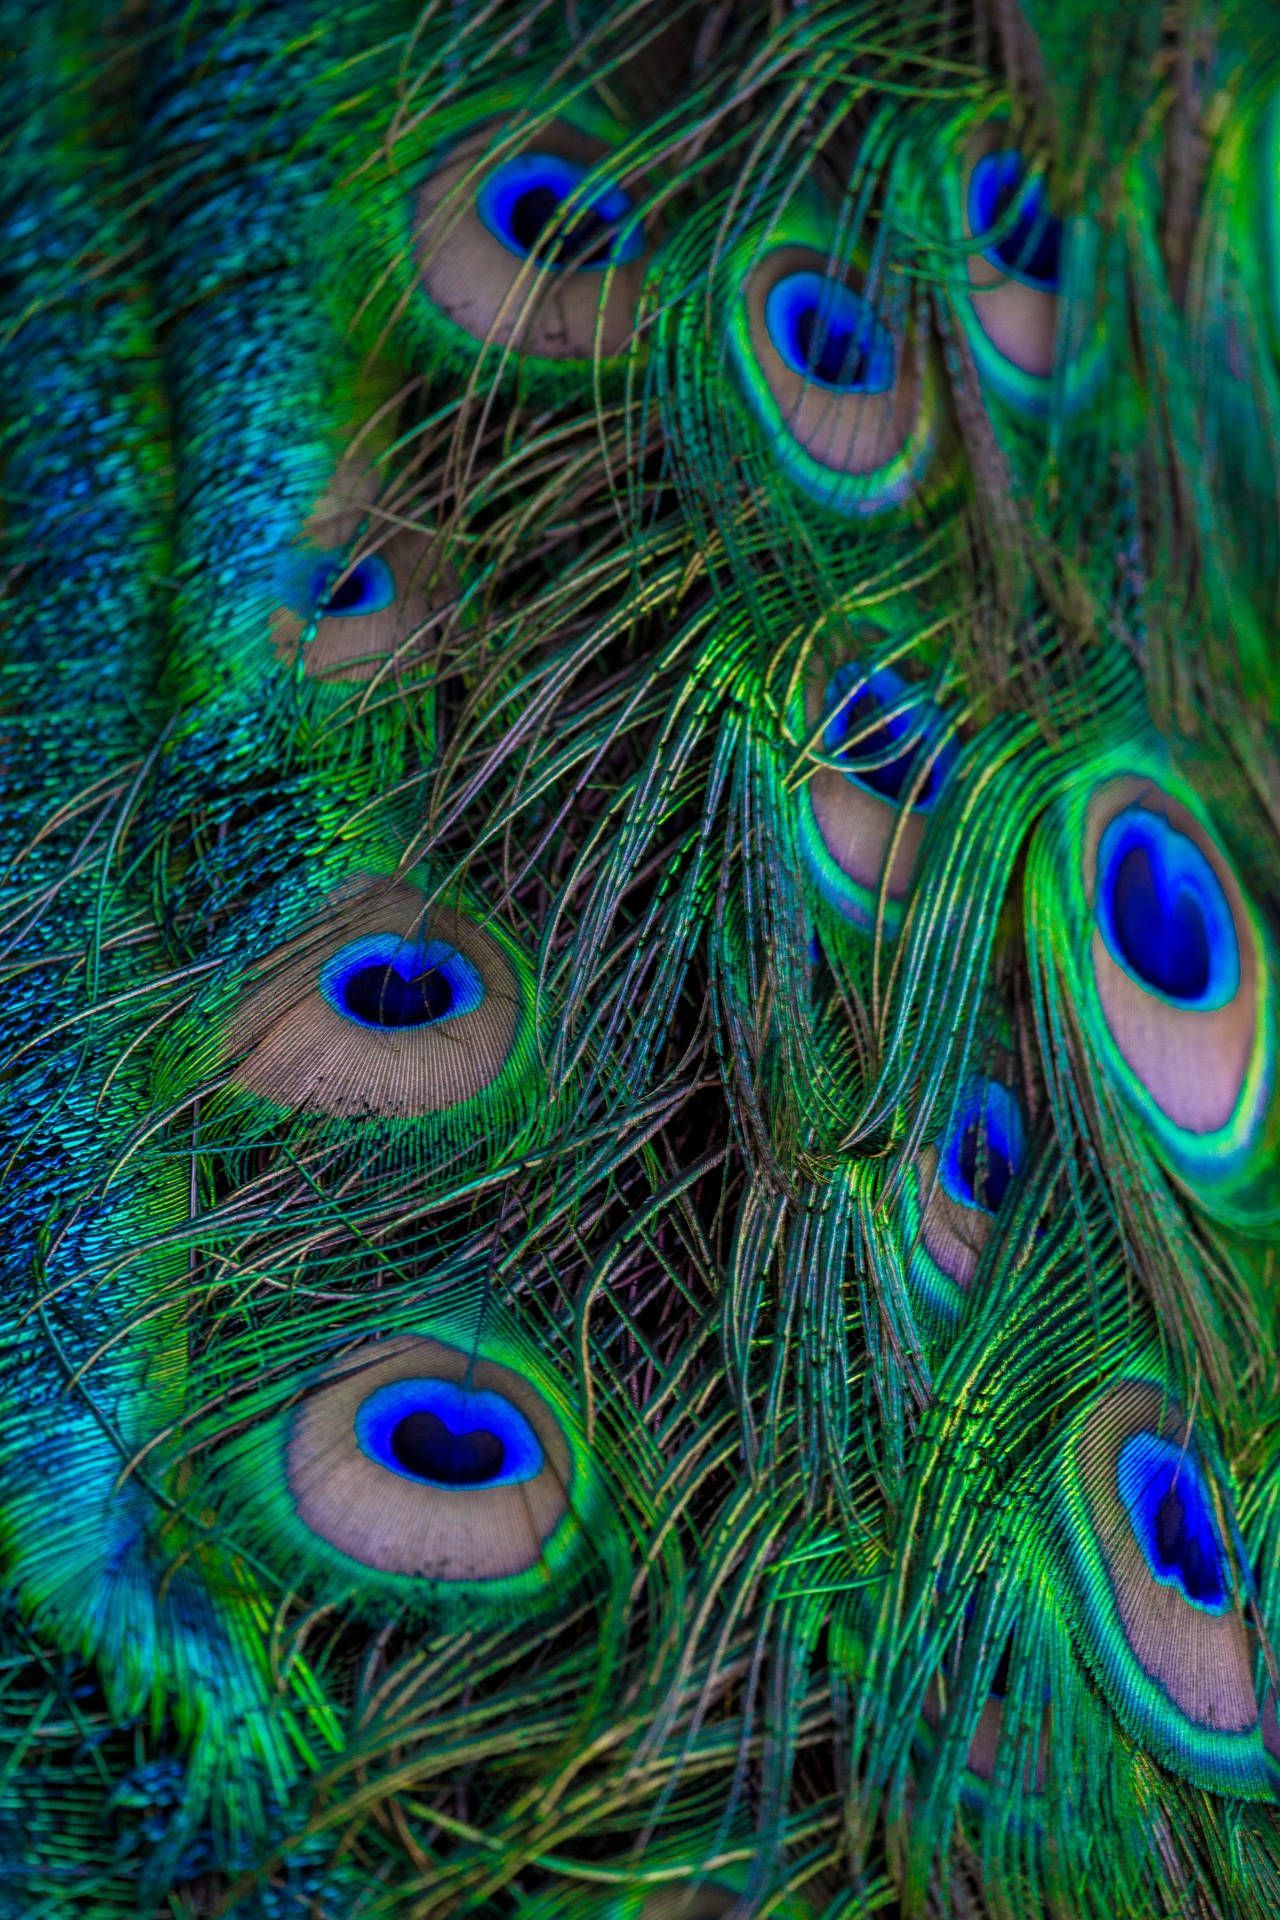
[{"x1": 4, "y1": 3, "x2": 1280, "y2": 1916}]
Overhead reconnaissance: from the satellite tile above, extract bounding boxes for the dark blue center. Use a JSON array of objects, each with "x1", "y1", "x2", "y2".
[
  {"x1": 956, "y1": 1117, "x2": 1014, "y2": 1211},
  {"x1": 1111, "y1": 846, "x2": 1208, "y2": 999},
  {"x1": 320, "y1": 935, "x2": 485, "y2": 1031},
  {"x1": 355, "y1": 1376, "x2": 544, "y2": 1490},
  {"x1": 1117, "y1": 1432, "x2": 1228, "y2": 1611},
  {"x1": 390, "y1": 1410, "x2": 506, "y2": 1486},
  {"x1": 940, "y1": 1080, "x2": 1025, "y2": 1214},
  {"x1": 340, "y1": 960, "x2": 454, "y2": 1027},
  {"x1": 1096, "y1": 807, "x2": 1239, "y2": 1008},
  {"x1": 476, "y1": 151, "x2": 644, "y2": 269},
  {"x1": 968, "y1": 151, "x2": 1062, "y2": 292},
  {"x1": 765, "y1": 270, "x2": 895, "y2": 394},
  {"x1": 313, "y1": 552, "x2": 396, "y2": 618},
  {"x1": 823, "y1": 663, "x2": 953, "y2": 808}
]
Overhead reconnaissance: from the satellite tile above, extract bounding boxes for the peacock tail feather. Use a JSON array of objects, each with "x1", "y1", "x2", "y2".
[{"x1": 5, "y1": 2, "x2": 1280, "y2": 1917}]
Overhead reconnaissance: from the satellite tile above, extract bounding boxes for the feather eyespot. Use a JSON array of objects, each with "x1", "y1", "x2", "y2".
[
  {"x1": 1081, "y1": 778, "x2": 1272, "y2": 1162},
  {"x1": 284, "y1": 1336, "x2": 576, "y2": 1587},
  {"x1": 1117, "y1": 1433, "x2": 1229, "y2": 1611},
  {"x1": 414, "y1": 117, "x2": 650, "y2": 368},
  {"x1": 726, "y1": 209, "x2": 939, "y2": 515},
  {"x1": 908, "y1": 1077, "x2": 1026, "y2": 1319},
  {"x1": 1057, "y1": 1375, "x2": 1272, "y2": 1796},
  {"x1": 304, "y1": 531, "x2": 449, "y2": 683},
  {"x1": 797, "y1": 659, "x2": 955, "y2": 933},
  {"x1": 823, "y1": 662, "x2": 952, "y2": 808},
  {"x1": 1031, "y1": 766, "x2": 1278, "y2": 1221},
  {"x1": 225, "y1": 877, "x2": 534, "y2": 1122},
  {"x1": 274, "y1": 470, "x2": 453, "y2": 686},
  {"x1": 956, "y1": 129, "x2": 1063, "y2": 406}
]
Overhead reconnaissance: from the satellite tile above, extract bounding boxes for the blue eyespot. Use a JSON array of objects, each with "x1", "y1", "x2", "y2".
[
  {"x1": 823, "y1": 663, "x2": 954, "y2": 808},
  {"x1": 276, "y1": 547, "x2": 396, "y2": 622},
  {"x1": 320, "y1": 935, "x2": 485, "y2": 1030},
  {"x1": 940, "y1": 1079, "x2": 1025, "y2": 1214},
  {"x1": 765, "y1": 270, "x2": 895, "y2": 393},
  {"x1": 1117, "y1": 1433, "x2": 1229, "y2": 1612},
  {"x1": 1096, "y1": 808, "x2": 1240, "y2": 1008},
  {"x1": 355, "y1": 1376, "x2": 544, "y2": 1490},
  {"x1": 968, "y1": 151, "x2": 1062, "y2": 293},
  {"x1": 476, "y1": 151, "x2": 644, "y2": 269},
  {"x1": 311, "y1": 553, "x2": 396, "y2": 618}
]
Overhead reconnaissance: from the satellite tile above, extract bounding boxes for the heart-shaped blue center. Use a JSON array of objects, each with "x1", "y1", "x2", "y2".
[
  {"x1": 355, "y1": 1376, "x2": 544, "y2": 1490},
  {"x1": 320, "y1": 935, "x2": 485, "y2": 1030},
  {"x1": 1096, "y1": 807, "x2": 1239, "y2": 1009}
]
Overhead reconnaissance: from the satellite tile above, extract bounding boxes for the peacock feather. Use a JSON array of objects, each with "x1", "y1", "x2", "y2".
[{"x1": 5, "y1": 3, "x2": 1280, "y2": 1917}]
